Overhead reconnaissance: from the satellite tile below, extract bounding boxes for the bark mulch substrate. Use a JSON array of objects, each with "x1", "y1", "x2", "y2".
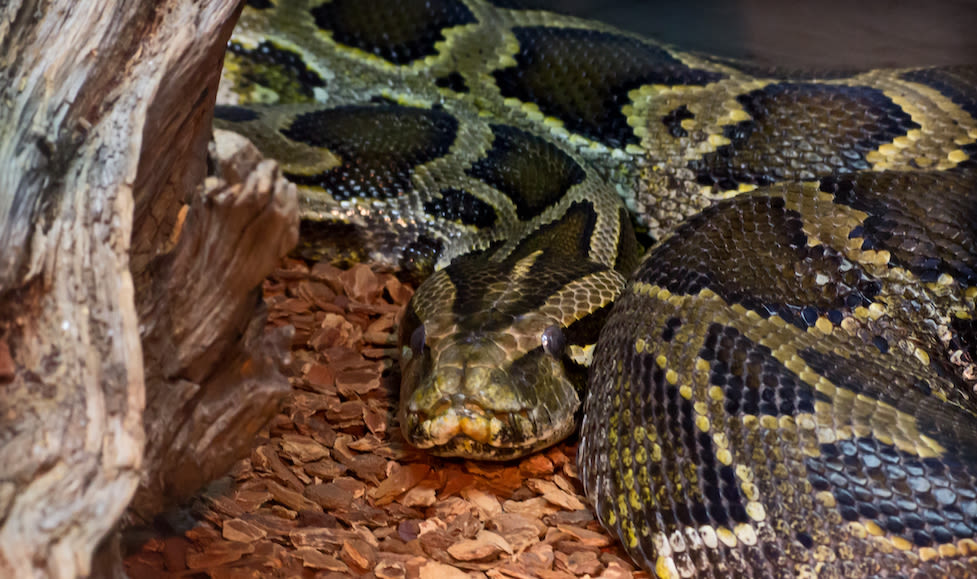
[{"x1": 125, "y1": 258, "x2": 644, "y2": 578}]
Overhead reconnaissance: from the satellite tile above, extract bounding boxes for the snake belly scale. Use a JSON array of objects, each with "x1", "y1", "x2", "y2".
[{"x1": 216, "y1": 0, "x2": 977, "y2": 575}]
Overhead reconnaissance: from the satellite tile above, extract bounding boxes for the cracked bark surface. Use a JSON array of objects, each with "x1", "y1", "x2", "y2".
[{"x1": 0, "y1": 2, "x2": 296, "y2": 576}]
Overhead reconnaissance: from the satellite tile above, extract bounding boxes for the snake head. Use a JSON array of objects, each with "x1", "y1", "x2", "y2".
[{"x1": 397, "y1": 253, "x2": 623, "y2": 460}]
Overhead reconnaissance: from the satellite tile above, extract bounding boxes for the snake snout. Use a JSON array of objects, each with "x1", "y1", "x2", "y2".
[{"x1": 400, "y1": 337, "x2": 581, "y2": 460}]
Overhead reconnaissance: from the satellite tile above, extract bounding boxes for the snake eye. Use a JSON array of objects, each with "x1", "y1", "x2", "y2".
[
  {"x1": 410, "y1": 324, "x2": 426, "y2": 355},
  {"x1": 541, "y1": 324, "x2": 566, "y2": 358}
]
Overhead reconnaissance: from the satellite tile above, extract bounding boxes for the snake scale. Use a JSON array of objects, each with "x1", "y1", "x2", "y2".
[{"x1": 215, "y1": 0, "x2": 977, "y2": 576}]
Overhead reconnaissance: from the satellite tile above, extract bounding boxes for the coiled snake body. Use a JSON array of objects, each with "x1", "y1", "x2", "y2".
[{"x1": 217, "y1": 1, "x2": 977, "y2": 575}]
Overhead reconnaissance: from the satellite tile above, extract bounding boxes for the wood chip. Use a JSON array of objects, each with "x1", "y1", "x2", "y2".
[
  {"x1": 402, "y1": 484, "x2": 438, "y2": 507},
  {"x1": 335, "y1": 369, "x2": 382, "y2": 395},
  {"x1": 294, "y1": 547, "x2": 348, "y2": 571},
  {"x1": 461, "y1": 487, "x2": 504, "y2": 519},
  {"x1": 303, "y1": 362, "x2": 334, "y2": 392},
  {"x1": 447, "y1": 530, "x2": 513, "y2": 561},
  {"x1": 124, "y1": 259, "x2": 631, "y2": 578},
  {"x1": 162, "y1": 536, "x2": 190, "y2": 571},
  {"x1": 487, "y1": 513, "x2": 546, "y2": 553},
  {"x1": 0, "y1": 339, "x2": 13, "y2": 382},
  {"x1": 370, "y1": 462, "x2": 431, "y2": 505},
  {"x1": 185, "y1": 541, "x2": 254, "y2": 569},
  {"x1": 419, "y1": 560, "x2": 474, "y2": 579},
  {"x1": 557, "y1": 549, "x2": 602, "y2": 576},
  {"x1": 527, "y1": 479, "x2": 587, "y2": 511},
  {"x1": 341, "y1": 538, "x2": 378, "y2": 571},
  {"x1": 304, "y1": 481, "x2": 354, "y2": 510},
  {"x1": 265, "y1": 479, "x2": 321, "y2": 513},
  {"x1": 279, "y1": 433, "x2": 329, "y2": 463},
  {"x1": 556, "y1": 524, "x2": 614, "y2": 548},
  {"x1": 222, "y1": 518, "x2": 268, "y2": 542},
  {"x1": 502, "y1": 496, "x2": 563, "y2": 518}
]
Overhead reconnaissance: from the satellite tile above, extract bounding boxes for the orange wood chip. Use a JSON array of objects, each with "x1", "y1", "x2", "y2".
[{"x1": 123, "y1": 258, "x2": 636, "y2": 578}]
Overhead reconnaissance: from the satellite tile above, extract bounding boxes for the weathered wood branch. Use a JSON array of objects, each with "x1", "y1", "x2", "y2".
[{"x1": 0, "y1": 1, "x2": 296, "y2": 576}]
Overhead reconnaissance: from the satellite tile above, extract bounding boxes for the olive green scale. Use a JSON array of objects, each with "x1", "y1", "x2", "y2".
[{"x1": 217, "y1": 0, "x2": 977, "y2": 576}]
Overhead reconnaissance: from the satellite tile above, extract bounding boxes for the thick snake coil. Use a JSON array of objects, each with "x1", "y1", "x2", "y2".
[{"x1": 216, "y1": 0, "x2": 977, "y2": 575}]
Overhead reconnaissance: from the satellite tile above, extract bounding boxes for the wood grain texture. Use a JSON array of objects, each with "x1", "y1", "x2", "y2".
[{"x1": 0, "y1": 1, "x2": 297, "y2": 576}]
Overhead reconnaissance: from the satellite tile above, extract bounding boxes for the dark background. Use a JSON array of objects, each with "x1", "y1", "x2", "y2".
[{"x1": 528, "y1": 0, "x2": 977, "y2": 68}]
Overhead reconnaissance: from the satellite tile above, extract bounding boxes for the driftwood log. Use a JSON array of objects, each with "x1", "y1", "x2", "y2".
[{"x1": 0, "y1": 1, "x2": 296, "y2": 577}]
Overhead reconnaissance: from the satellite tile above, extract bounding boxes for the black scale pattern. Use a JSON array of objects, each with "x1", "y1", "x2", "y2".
[
  {"x1": 493, "y1": 27, "x2": 724, "y2": 148},
  {"x1": 311, "y1": 0, "x2": 476, "y2": 65},
  {"x1": 280, "y1": 105, "x2": 458, "y2": 200},
  {"x1": 690, "y1": 83, "x2": 920, "y2": 190},
  {"x1": 423, "y1": 188, "x2": 497, "y2": 228},
  {"x1": 637, "y1": 195, "x2": 881, "y2": 330},
  {"x1": 662, "y1": 105, "x2": 695, "y2": 138},
  {"x1": 447, "y1": 201, "x2": 605, "y2": 329},
  {"x1": 435, "y1": 72, "x2": 469, "y2": 93},
  {"x1": 630, "y1": 349, "x2": 751, "y2": 528},
  {"x1": 467, "y1": 124, "x2": 586, "y2": 220},
  {"x1": 820, "y1": 169, "x2": 977, "y2": 285},
  {"x1": 951, "y1": 317, "x2": 977, "y2": 368},
  {"x1": 214, "y1": 105, "x2": 260, "y2": 123},
  {"x1": 806, "y1": 439, "x2": 977, "y2": 548},
  {"x1": 699, "y1": 323, "x2": 829, "y2": 417},
  {"x1": 227, "y1": 40, "x2": 326, "y2": 102},
  {"x1": 902, "y1": 66, "x2": 977, "y2": 118}
]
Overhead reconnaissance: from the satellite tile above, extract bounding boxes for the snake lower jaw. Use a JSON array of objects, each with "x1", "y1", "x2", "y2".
[{"x1": 402, "y1": 399, "x2": 578, "y2": 461}]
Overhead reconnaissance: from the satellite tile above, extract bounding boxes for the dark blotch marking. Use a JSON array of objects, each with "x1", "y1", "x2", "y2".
[
  {"x1": 245, "y1": 0, "x2": 272, "y2": 9},
  {"x1": 369, "y1": 94, "x2": 399, "y2": 105},
  {"x1": 435, "y1": 72, "x2": 469, "y2": 93},
  {"x1": 213, "y1": 105, "x2": 260, "y2": 123},
  {"x1": 294, "y1": 221, "x2": 367, "y2": 265},
  {"x1": 505, "y1": 200, "x2": 597, "y2": 265},
  {"x1": 423, "y1": 188, "x2": 497, "y2": 228},
  {"x1": 950, "y1": 317, "x2": 977, "y2": 367},
  {"x1": 493, "y1": 27, "x2": 724, "y2": 148},
  {"x1": 612, "y1": 207, "x2": 642, "y2": 276},
  {"x1": 662, "y1": 105, "x2": 694, "y2": 138},
  {"x1": 872, "y1": 335, "x2": 889, "y2": 354},
  {"x1": 635, "y1": 195, "x2": 880, "y2": 329},
  {"x1": 807, "y1": 438, "x2": 977, "y2": 547},
  {"x1": 311, "y1": 0, "x2": 476, "y2": 65},
  {"x1": 446, "y1": 201, "x2": 607, "y2": 331},
  {"x1": 798, "y1": 347, "x2": 977, "y2": 463},
  {"x1": 467, "y1": 124, "x2": 586, "y2": 220},
  {"x1": 699, "y1": 323, "x2": 828, "y2": 416},
  {"x1": 690, "y1": 83, "x2": 919, "y2": 189},
  {"x1": 227, "y1": 40, "x2": 326, "y2": 102},
  {"x1": 564, "y1": 303, "x2": 613, "y2": 350},
  {"x1": 280, "y1": 105, "x2": 458, "y2": 200},
  {"x1": 400, "y1": 235, "x2": 443, "y2": 282},
  {"x1": 562, "y1": 303, "x2": 613, "y2": 393},
  {"x1": 821, "y1": 170, "x2": 977, "y2": 285},
  {"x1": 901, "y1": 66, "x2": 977, "y2": 119},
  {"x1": 630, "y1": 351, "x2": 751, "y2": 528},
  {"x1": 660, "y1": 317, "x2": 682, "y2": 343}
]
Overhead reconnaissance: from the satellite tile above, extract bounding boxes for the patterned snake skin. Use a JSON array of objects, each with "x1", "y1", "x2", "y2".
[{"x1": 216, "y1": 0, "x2": 977, "y2": 575}]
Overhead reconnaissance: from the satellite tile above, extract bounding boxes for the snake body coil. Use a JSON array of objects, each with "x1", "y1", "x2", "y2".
[{"x1": 217, "y1": 1, "x2": 977, "y2": 575}]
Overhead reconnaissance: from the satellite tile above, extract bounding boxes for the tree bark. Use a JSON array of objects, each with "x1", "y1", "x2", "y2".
[{"x1": 0, "y1": 1, "x2": 297, "y2": 577}]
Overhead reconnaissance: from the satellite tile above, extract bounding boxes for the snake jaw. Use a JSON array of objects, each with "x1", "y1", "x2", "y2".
[{"x1": 400, "y1": 331, "x2": 581, "y2": 460}]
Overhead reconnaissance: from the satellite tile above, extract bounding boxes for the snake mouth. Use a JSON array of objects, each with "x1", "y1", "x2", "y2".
[{"x1": 404, "y1": 402, "x2": 564, "y2": 461}]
